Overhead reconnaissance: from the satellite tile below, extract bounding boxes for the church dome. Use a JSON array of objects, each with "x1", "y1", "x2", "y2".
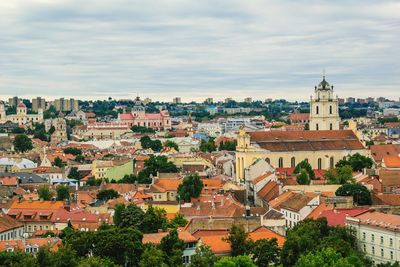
[
  {"x1": 17, "y1": 102, "x2": 26, "y2": 108},
  {"x1": 317, "y1": 76, "x2": 332, "y2": 90}
]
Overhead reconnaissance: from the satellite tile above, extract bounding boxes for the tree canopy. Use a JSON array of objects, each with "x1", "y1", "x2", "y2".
[
  {"x1": 177, "y1": 173, "x2": 204, "y2": 202},
  {"x1": 335, "y1": 153, "x2": 373, "y2": 171},
  {"x1": 294, "y1": 160, "x2": 315, "y2": 180},
  {"x1": 335, "y1": 184, "x2": 372, "y2": 205},
  {"x1": 13, "y1": 134, "x2": 33, "y2": 152}
]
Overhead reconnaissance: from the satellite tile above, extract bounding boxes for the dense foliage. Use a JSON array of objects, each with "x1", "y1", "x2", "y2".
[
  {"x1": 177, "y1": 173, "x2": 204, "y2": 202},
  {"x1": 294, "y1": 160, "x2": 315, "y2": 180},
  {"x1": 13, "y1": 134, "x2": 33, "y2": 152},
  {"x1": 336, "y1": 184, "x2": 372, "y2": 205},
  {"x1": 336, "y1": 153, "x2": 373, "y2": 172}
]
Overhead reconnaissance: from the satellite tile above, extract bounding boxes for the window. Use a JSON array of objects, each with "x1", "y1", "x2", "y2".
[
  {"x1": 372, "y1": 234, "x2": 375, "y2": 242},
  {"x1": 363, "y1": 232, "x2": 366, "y2": 240},
  {"x1": 316, "y1": 106, "x2": 319, "y2": 114},
  {"x1": 391, "y1": 251, "x2": 394, "y2": 260},
  {"x1": 291, "y1": 157, "x2": 296, "y2": 168},
  {"x1": 381, "y1": 248, "x2": 384, "y2": 257},
  {"x1": 390, "y1": 238, "x2": 393, "y2": 247},
  {"x1": 363, "y1": 244, "x2": 366, "y2": 252},
  {"x1": 318, "y1": 158, "x2": 322, "y2": 169},
  {"x1": 329, "y1": 105, "x2": 333, "y2": 114},
  {"x1": 266, "y1": 157, "x2": 270, "y2": 164},
  {"x1": 278, "y1": 157, "x2": 283, "y2": 168},
  {"x1": 330, "y1": 123, "x2": 333, "y2": 130},
  {"x1": 316, "y1": 123, "x2": 319, "y2": 131},
  {"x1": 372, "y1": 246, "x2": 375, "y2": 255},
  {"x1": 381, "y1": 236, "x2": 384, "y2": 244},
  {"x1": 330, "y1": 157, "x2": 334, "y2": 169}
]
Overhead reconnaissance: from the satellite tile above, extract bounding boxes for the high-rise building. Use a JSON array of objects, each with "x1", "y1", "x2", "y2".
[
  {"x1": 53, "y1": 98, "x2": 79, "y2": 112},
  {"x1": 8, "y1": 96, "x2": 21, "y2": 107},
  {"x1": 225, "y1": 98, "x2": 233, "y2": 103},
  {"x1": 32, "y1": 97, "x2": 46, "y2": 112},
  {"x1": 244, "y1": 97, "x2": 252, "y2": 103},
  {"x1": 173, "y1": 97, "x2": 181, "y2": 104},
  {"x1": 309, "y1": 76, "x2": 340, "y2": 131},
  {"x1": 205, "y1": 98, "x2": 213, "y2": 104},
  {"x1": 366, "y1": 97, "x2": 375, "y2": 103},
  {"x1": 346, "y1": 97, "x2": 356, "y2": 104}
]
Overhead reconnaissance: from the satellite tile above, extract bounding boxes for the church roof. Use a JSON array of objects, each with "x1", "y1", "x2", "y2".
[
  {"x1": 249, "y1": 130, "x2": 365, "y2": 152},
  {"x1": 17, "y1": 102, "x2": 26, "y2": 108}
]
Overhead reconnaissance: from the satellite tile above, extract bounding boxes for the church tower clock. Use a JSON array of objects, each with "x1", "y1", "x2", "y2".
[{"x1": 309, "y1": 76, "x2": 340, "y2": 131}]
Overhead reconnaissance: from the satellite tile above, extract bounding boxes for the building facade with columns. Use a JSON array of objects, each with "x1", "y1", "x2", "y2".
[
  {"x1": 235, "y1": 128, "x2": 367, "y2": 182},
  {"x1": 0, "y1": 102, "x2": 43, "y2": 126}
]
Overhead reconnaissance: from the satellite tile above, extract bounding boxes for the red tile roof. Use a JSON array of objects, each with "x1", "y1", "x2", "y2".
[
  {"x1": 142, "y1": 228, "x2": 197, "y2": 244},
  {"x1": 383, "y1": 156, "x2": 400, "y2": 168},
  {"x1": 319, "y1": 208, "x2": 369, "y2": 226},
  {"x1": 249, "y1": 130, "x2": 365, "y2": 151}
]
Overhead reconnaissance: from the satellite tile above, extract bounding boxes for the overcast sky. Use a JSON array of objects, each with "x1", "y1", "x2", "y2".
[{"x1": 0, "y1": 0, "x2": 399, "y2": 102}]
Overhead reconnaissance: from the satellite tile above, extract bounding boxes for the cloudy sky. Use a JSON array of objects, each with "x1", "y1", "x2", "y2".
[{"x1": 0, "y1": 0, "x2": 399, "y2": 102}]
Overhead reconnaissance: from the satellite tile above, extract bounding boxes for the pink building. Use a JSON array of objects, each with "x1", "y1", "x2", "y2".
[{"x1": 118, "y1": 106, "x2": 171, "y2": 130}]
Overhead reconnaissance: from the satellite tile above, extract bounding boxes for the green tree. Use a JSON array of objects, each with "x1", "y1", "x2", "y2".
[
  {"x1": 296, "y1": 169, "x2": 311, "y2": 185},
  {"x1": 189, "y1": 245, "x2": 217, "y2": 267},
  {"x1": 294, "y1": 160, "x2": 315, "y2": 180},
  {"x1": 142, "y1": 206, "x2": 168, "y2": 233},
  {"x1": 225, "y1": 224, "x2": 251, "y2": 256},
  {"x1": 219, "y1": 140, "x2": 237, "y2": 151},
  {"x1": 13, "y1": 134, "x2": 33, "y2": 152},
  {"x1": 159, "y1": 229, "x2": 185, "y2": 266},
  {"x1": 114, "y1": 204, "x2": 145, "y2": 228},
  {"x1": 281, "y1": 218, "x2": 367, "y2": 267},
  {"x1": 168, "y1": 213, "x2": 188, "y2": 228},
  {"x1": 46, "y1": 244, "x2": 79, "y2": 267},
  {"x1": 0, "y1": 251, "x2": 39, "y2": 267},
  {"x1": 199, "y1": 138, "x2": 216, "y2": 152},
  {"x1": 56, "y1": 185, "x2": 70, "y2": 201},
  {"x1": 78, "y1": 256, "x2": 121, "y2": 267},
  {"x1": 164, "y1": 140, "x2": 179, "y2": 151},
  {"x1": 64, "y1": 147, "x2": 82, "y2": 155},
  {"x1": 139, "y1": 246, "x2": 167, "y2": 267},
  {"x1": 68, "y1": 167, "x2": 80, "y2": 180},
  {"x1": 336, "y1": 153, "x2": 373, "y2": 171},
  {"x1": 251, "y1": 238, "x2": 280, "y2": 267},
  {"x1": 214, "y1": 255, "x2": 256, "y2": 267},
  {"x1": 138, "y1": 156, "x2": 179, "y2": 184},
  {"x1": 96, "y1": 189, "x2": 120, "y2": 201},
  {"x1": 131, "y1": 125, "x2": 155, "y2": 134},
  {"x1": 38, "y1": 185, "x2": 53, "y2": 200},
  {"x1": 54, "y1": 157, "x2": 64, "y2": 168},
  {"x1": 75, "y1": 154, "x2": 85, "y2": 163},
  {"x1": 294, "y1": 247, "x2": 363, "y2": 267},
  {"x1": 325, "y1": 166, "x2": 353, "y2": 184},
  {"x1": 177, "y1": 173, "x2": 204, "y2": 202},
  {"x1": 335, "y1": 184, "x2": 372, "y2": 205}
]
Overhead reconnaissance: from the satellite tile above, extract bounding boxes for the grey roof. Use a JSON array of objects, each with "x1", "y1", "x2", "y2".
[{"x1": 0, "y1": 172, "x2": 47, "y2": 184}]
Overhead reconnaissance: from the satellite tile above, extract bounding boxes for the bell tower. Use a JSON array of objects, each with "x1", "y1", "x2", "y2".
[{"x1": 309, "y1": 75, "x2": 340, "y2": 131}]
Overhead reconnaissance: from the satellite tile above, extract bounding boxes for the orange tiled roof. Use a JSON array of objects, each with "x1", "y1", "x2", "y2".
[
  {"x1": 249, "y1": 130, "x2": 364, "y2": 151},
  {"x1": 383, "y1": 156, "x2": 400, "y2": 168},
  {"x1": 142, "y1": 228, "x2": 197, "y2": 244},
  {"x1": 248, "y1": 226, "x2": 286, "y2": 248},
  {"x1": 153, "y1": 178, "x2": 182, "y2": 191},
  {"x1": 199, "y1": 235, "x2": 230, "y2": 255},
  {"x1": 10, "y1": 200, "x2": 64, "y2": 210}
]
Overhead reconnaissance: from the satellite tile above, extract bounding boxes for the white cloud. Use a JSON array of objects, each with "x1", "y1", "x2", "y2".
[{"x1": 0, "y1": 0, "x2": 399, "y2": 102}]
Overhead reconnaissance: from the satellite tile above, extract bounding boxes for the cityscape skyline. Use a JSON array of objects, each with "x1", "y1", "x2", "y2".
[{"x1": 1, "y1": 0, "x2": 399, "y2": 101}]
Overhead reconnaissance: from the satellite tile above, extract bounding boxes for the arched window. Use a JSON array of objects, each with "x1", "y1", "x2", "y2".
[
  {"x1": 330, "y1": 157, "x2": 334, "y2": 169},
  {"x1": 316, "y1": 106, "x2": 319, "y2": 114},
  {"x1": 318, "y1": 158, "x2": 322, "y2": 169},
  {"x1": 291, "y1": 157, "x2": 296, "y2": 168},
  {"x1": 329, "y1": 105, "x2": 333, "y2": 114},
  {"x1": 265, "y1": 158, "x2": 270, "y2": 164},
  {"x1": 316, "y1": 124, "x2": 319, "y2": 131},
  {"x1": 330, "y1": 123, "x2": 333, "y2": 130},
  {"x1": 304, "y1": 158, "x2": 309, "y2": 163},
  {"x1": 278, "y1": 157, "x2": 283, "y2": 168}
]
